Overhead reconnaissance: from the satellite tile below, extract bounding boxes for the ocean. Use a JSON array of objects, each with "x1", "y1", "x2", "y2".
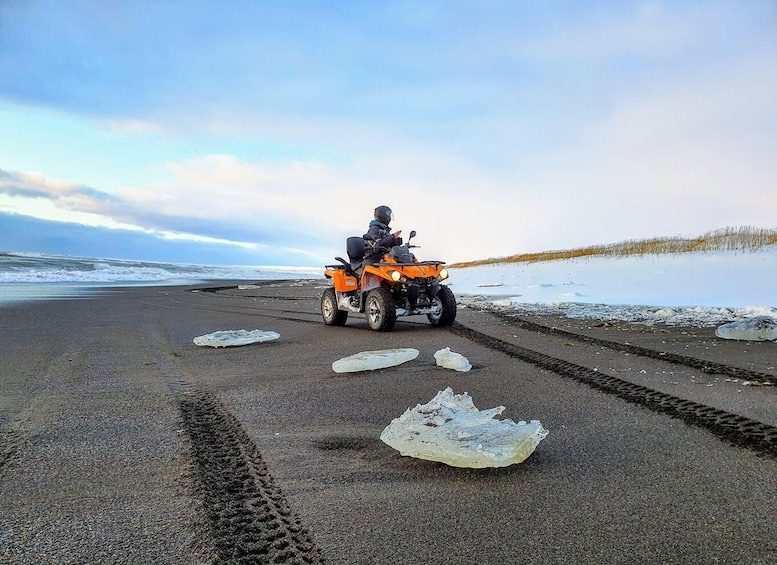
[{"x1": 0, "y1": 252, "x2": 322, "y2": 305}]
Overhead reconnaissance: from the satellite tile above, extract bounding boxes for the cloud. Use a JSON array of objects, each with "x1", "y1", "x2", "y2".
[
  {"x1": 0, "y1": 211, "x2": 309, "y2": 265},
  {"x1": 0, "y1": 167, "x2": 334, "y2": 262},
  {"x1": 0, "y1": 169, "x2": 117, "y2": 203}
]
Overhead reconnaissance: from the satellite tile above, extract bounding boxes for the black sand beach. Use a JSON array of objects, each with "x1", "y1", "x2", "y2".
[{"x1": 2, "y1": 280, "x2": 776, "y2": 564}]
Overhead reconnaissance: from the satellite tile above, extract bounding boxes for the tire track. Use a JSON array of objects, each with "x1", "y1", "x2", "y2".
[
  {"x1": 494, "y1": 312, "x2": 775, "y2": 382},
  {"x1": 172, "y1": 381, "x2": 323, "y2": 564},
  {"x1": 0, "y1": 429, "x2": 24, "y2": 476},
  {"x1": 449, "y1": 322, "x2": 777, "y2": 457},
  {"x1": 144, "y1": 303, "x2": 324, "y2": 564}
]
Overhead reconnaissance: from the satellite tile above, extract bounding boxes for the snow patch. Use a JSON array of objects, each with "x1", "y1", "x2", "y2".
[
  {"x1": 451, "y1": 249, "x2": 777, "y2": 327},
  {"x1": 461, "y1": 297, "x2": 777, "y2": 329}
]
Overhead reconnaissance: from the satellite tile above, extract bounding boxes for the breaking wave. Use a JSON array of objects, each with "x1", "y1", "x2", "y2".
[{"x1": 0, "y1": 252, "x2": 322, "y2": 284}]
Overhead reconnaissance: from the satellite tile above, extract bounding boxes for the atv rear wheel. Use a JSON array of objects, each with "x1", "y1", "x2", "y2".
[
  {"x1": 321, "y1": 287, "x2": 348, "y2": 326},
  {"x1": 428, "y1": 285, "x2": 457, "y2": 326},
  {"x1": 366, "y1": 287, "x2": 396, "y2": 331}
]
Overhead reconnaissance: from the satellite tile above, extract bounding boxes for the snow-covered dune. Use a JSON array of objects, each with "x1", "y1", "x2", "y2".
[{"x1": 449, "y1": 248, "x2": 777, "y2": 329}]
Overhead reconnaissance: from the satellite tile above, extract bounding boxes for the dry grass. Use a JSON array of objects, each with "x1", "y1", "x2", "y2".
[{"x1": 449, "y1": 226, "x2": 777, "y2": 268}]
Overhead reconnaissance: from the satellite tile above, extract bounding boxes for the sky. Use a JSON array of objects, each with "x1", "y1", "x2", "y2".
[{"x1": 1, "y1": 1, "x2": 776, "y2": 266}]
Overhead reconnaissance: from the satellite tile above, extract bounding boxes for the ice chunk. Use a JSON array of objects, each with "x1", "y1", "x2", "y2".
[
  {"x1": 332, "y1": 348, "x2": 419, "y2": 373},
  {"x1": 715, "y1": 316, "x2": 777, "y2": 341},
  {"x1": 380, "y1": 387, "x2": 548, "y2": 468},
  {"x1": 193, "y1": 329, "x2": 280, "y2": 347},
  {"x1": 434, "y1": 347, "x2": 472, "y2": 372}
]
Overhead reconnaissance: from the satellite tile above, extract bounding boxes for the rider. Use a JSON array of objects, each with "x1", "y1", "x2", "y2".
[{"x1": 365, "y1": 205, "x2": 402, "y2": 258}]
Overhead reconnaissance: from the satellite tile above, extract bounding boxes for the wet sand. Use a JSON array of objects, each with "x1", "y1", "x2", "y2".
[{"x1": 1, "y1": 280, "x2": 776, "y2": 564}]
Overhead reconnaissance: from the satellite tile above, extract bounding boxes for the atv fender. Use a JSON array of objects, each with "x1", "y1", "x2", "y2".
[{"x1": 361, "y1": 272, "x2": 385, "y2": 294}]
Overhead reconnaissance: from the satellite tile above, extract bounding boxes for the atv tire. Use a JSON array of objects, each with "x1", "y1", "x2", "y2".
[
  {"x1": 321, "y1": 287, "x2": 348, "y2": 326},
  {"x1": 428, "y1": 285, "x2": 457, "y2": 326},
  {"x1": 366, "y1": 287, "x2": 396, "y2": 331}
]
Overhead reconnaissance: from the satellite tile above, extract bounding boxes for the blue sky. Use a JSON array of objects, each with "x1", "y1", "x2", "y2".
[{"x1": 1, "y1": 1, "x2": 776, "y2": 266}]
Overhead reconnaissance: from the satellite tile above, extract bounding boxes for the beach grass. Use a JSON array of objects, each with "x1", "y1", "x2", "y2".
[{"x1": 449, "y1": 225, "x2": 777, "y2": 268}]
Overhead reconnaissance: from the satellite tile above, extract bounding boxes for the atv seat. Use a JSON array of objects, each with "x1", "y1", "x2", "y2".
[{"x1": 346, "y1": 236, "x2": 365, "y2": 273}]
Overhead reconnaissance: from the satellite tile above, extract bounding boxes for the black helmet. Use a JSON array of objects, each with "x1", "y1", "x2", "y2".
[{"x1": 374, "y1": 205, "x2": 393, "y2": 225}]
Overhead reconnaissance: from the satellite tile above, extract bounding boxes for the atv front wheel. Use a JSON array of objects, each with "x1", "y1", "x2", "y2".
[
  {"x1": 321, "y1": 287, "x2": 348, "y2": 326},
  {"x1": 428, "y1": 285, "x2": 457, "y2": 326},
  {"x1": 366, "y1": 287, "x2": 396, "y2": 331}
]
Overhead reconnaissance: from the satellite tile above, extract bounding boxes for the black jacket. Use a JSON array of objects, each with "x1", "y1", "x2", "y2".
[{"x1": 366, "y1": 220, "x2": 401, "y2": 254}]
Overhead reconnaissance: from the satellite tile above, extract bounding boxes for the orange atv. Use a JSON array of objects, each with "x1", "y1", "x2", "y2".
[{"x1": 321, "y1": 230, "x2": 456, "y2": 331}]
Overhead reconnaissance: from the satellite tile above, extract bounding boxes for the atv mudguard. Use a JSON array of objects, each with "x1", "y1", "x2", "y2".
[{"x1": 324, "y1": 266, "x2": 359, "y2": 293}]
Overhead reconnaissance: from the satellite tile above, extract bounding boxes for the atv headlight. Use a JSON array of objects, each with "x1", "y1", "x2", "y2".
[
  {"x1": 439, "y1": 268, "x2": 449, "y2": 280},
  {"x1": 391, "y1": 270, "x2": 401, "y2": 282}
]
